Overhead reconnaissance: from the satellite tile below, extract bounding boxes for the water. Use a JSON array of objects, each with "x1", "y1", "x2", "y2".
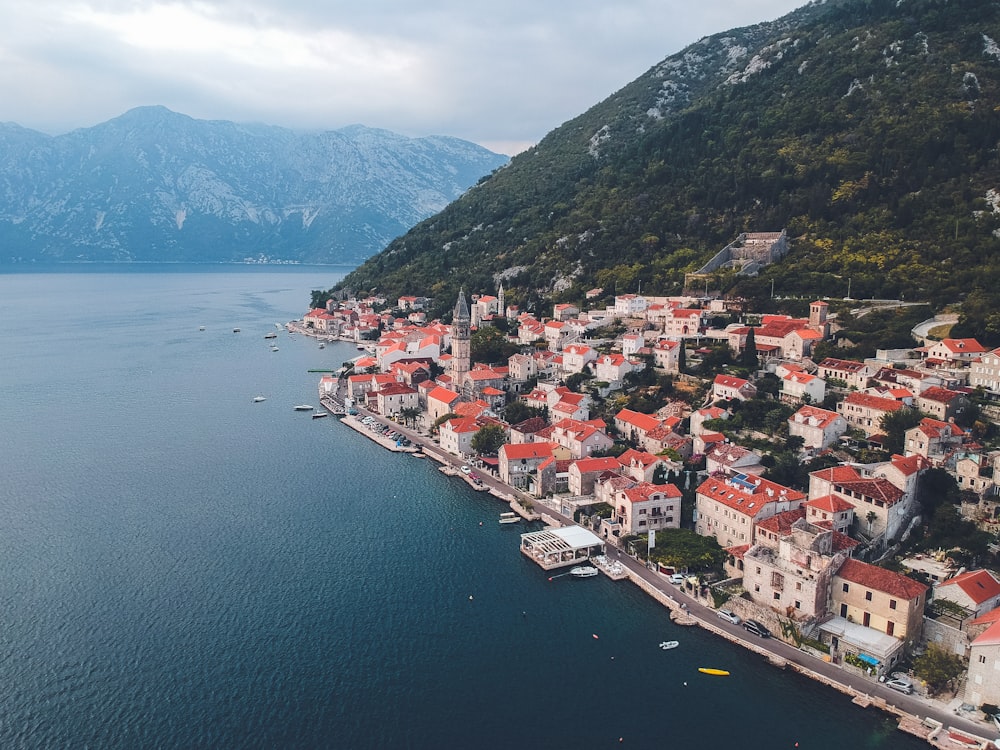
[{"x1": 0, "y1": 267, "x2": 923, "y2": 749}]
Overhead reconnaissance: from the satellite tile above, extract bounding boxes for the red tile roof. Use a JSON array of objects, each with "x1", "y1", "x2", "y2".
[
  {"x1": 836, "y1": 558, "x2": 928, "y2": 600},
  {"x1": 938, "y1": 569, "x2": 1000, "y2": 606}
]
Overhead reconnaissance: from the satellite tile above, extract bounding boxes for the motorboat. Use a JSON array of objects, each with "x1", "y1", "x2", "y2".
[
  {"x1": 294, "y1": 405, "x2": 314, "y2": 411},
  {"x1": 318, "y1": 343, "x2": 325, "y2": 349},
  {"x1": 253, "y1": 395, "x2": 267, "y2": 403},
  {"x1": 233, "y1": 328, "x2": 241, "y2": 333},
  {"x1": 659, "y1": 641, "x2": 679, "y2": 650},
  {"x1": 499, "y1": 512, "x2": 520, "y2": 525},
  {"x1": 199, "y1": 326, "x2": 205, "y2": 331},
  {"x1": 270, "y1": 346, "x2": 279, "y2": 352},
  {"x1": 570, "y1": 566, "x2": 598, "y2": 578},
  {"x1": 311, "y1": 412, "x2": 329, "y2": 419},
  {"x1": 698, "y1": 668, "x2": 730, "y2": 676},
  {"x1": 264, "y1": 332, "x2": 277, "y2": 339}
]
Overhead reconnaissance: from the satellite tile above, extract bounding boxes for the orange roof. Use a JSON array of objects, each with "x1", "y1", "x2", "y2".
[
  {"x1": 615, "y1": 408, "x2": 661, "y2": 433},
  {"x1": 970, "y1": 609, "x2": 1000, "y2": 647},
  {"x1": 756, "y1": 507, "x2": 806, "y2": 536},
  {"x1": 427, "y1": 386, "x2": 461, "y2": 404},
  {"x1": 810, "y1": 465, "x2": 863, "y2": 483},
  {"x1": 835, "y1": 559, "x2": 927, "y2": 600},
  {"x1": 621, "y1": 482, "x2": 682, "y2": 503},
  {"x1": 842, "y1": 392, "x2": 904, "y2": 412},
  {"x1": 696, "y1": 475, "x2": 804, "y2": 517},
  {"x1": 501, "y1": 442, "x2": 555, "y2": 460},
  {"x1": 805, "y1": 494, "x2": 855, "y2": 513},
  {"x1": 938, "y1": 569, "x2": 1000, "y2": 606},
  {"x1": 572, "y1": 457, "x2": 622, "y2": 474}
]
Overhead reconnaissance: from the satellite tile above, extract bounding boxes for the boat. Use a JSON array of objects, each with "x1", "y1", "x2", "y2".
[
  {"x1": 698, "y1": 668, "x2": 730, "y2": 676},
  {"x1": 294, "y1": 404, "x2": 314, "y2": 411},
  {"x1": 270, "y1": 346, "x2": 279, "y2": 352},
  {"x1": 274, "y1": 323, "x2": 283, "y2": 330},
  {"x1": 570, "y1": 565, "x2": 598, "y2": 578},
  {"x1": 311, "y1": 412, "x2": 329, "y2": 419},
  {"x1": 233, "y1": 328, "x2": 241, "y2": 333},
  {"x1": 199, "y1": 326, "x2": 205, "y2": 331},
  {"x1": 499, "y1": 512, "x2": 520, "y2": 525},
  {"x1": 659, "y1": 641, "x2": 679, "y2": 650},
  {"x1": 411, "y1": 451, "x2": 426, "y2": 459},
  {"x1": 264, "y1": 332, "x2": 277, "y2": 339},
  {"x1": 318, "y1": 343, "x2": 325, "y2": 349},
  {"x1": 253, "y1": 396, "x2": 267, "y2": 403}
]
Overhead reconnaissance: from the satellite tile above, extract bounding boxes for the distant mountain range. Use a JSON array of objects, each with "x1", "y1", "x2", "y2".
[
  {"x1": 0, "y1": 106, "x2": 508, "y2": 265},
  {"x1": 333, "y1": 0, "x2": 1000, "y2": 343}
]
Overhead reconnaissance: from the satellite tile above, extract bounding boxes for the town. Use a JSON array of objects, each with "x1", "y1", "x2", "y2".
[{"x1": 298, "y1": 232, "x2": 1000, "y2": 745}]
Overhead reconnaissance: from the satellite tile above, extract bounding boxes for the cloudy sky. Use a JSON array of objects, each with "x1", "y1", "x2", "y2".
[{"x1": 2, "y1": 0, "x2": 807, "y2": 155}]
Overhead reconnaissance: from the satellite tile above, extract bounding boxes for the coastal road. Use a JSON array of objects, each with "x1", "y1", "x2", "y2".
[{"x1": 343, "y1": 400, "x2": 997, "y2": 742}]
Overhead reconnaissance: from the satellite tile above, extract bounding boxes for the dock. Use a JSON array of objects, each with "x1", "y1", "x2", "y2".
[{"x1": 338, "y1": 415, "x2": 417, "y2": 452}]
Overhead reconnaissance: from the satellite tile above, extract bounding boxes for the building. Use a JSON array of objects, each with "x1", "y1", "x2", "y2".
[
  {"x1": 788, "y1": 405, "x2": 848, "y2": 450},
  {"x1": 964, "y1": 609, "x2": 1000, "y2": 707},
  {"x1": 904, "y1": 418, "x2": 965, "y2": 461},
  {"x1": 970, "y1": 348, "x2": 1000, "y2": 393},
  {"x1": 498, "y1": 442, "x2": 557, "y2": 497},
  {"x1": 695, "y1": 473, "x2": 805, "y2": 548},
  {"x1": 933, "y1": 569, "x2": 1000, "y2": 620},
  {"x1": 439, "y1": 416, "x2": 481, "y2": 457},
  {"x1": 916, "y1": 387, "x2": 970, "y2": 422},
  {"x1": 837, "y1": 392, "x2": 905, "y2": 436},
  {"x1": 803, "y1": 495, "x2": 855, "y2": 535},
  {"x1": 550, "y1": 418, "x2": 614, "y2": 459},
  {"x1": 817, "y1": 358, "x2": 874, "y2": 391},
  {"x1": 780, "y1": 371, "x2": 826, "y2": 404},
  {"x1": 712, "y1": 374, "x2": 757, "y2": 402},
  {"x1": 451, "y1": 290, "x2": 471, "y2": 386},
  {"x1": 808, "y1": 465, "x2": 908, "y2": 541},
  {"x1": 831, "y1": 558, "x2": 928, "y2": 641},
  {"x1": 610, "y1": 482, "x2": 682, "y2": 536},
  {"x1": 567, "y1": 457, "x2": 622, "y2": 496},
  {"x1": 922, "y1": 338, "x2": 987, "y2": 366}
]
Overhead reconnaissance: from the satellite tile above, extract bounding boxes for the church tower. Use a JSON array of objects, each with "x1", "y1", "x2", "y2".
[
  {"x1": 452, "y1": 288, "x2": 471, "y2": 386},
  {"x1": 497, "y1": 283, "x2": 506, "y2": 319}
]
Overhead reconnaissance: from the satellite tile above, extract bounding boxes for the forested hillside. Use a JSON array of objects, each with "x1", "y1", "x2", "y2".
[{"x1": 333, "y1": 0, "x2": 1000, "y2": 342}]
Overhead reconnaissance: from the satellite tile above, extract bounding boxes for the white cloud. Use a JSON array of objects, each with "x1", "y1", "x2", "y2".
[{"x1": 0, "y1": 0, "x2": 807, "y2": 154}]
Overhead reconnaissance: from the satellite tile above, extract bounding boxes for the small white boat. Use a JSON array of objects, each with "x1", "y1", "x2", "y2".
[
  {"x1": 270, "y1": 346, "x2": 279, "y2": 352},
  {"x1": 253, "y1": 395, "x2": 267, "y2": 403},
  {"x1": 264, "y1": 332, "x2": 277, "y2": 339},
  {"x1": 660, "y1": 641, "x2": 679, "y2": 650},
  {"x1": 233, "y1": 328, "x2": 241, "y2": 333},
  {"x1": 294, "y1": 405, "x2": 314, "y2": 411},
  {"x1": 412, "y1": 451, "x2": 426, "y2": 459},
  {"x1": 311, "y1": 412, "x2": 329, "y2": 419},
  {"x1": 199, "y1": 326, "x2": 205, "y2": 331},
  {"x1": 499, "y1": 512, "x2": 520, "y2": 524},
  {"x1": 318, "y1": 343, "x2": 325, "y2": 349},
  {"x1": 570, "y1": 566, "x2": 598, "y2": 578}
]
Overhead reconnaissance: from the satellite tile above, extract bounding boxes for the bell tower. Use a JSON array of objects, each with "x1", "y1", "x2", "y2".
[{"x1": 452, "y1": 289, "x2": 471, "y2": 386}]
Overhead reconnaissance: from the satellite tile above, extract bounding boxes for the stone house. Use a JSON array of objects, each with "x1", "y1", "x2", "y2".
[
  {"x1": 787, "y1": 405, "x2": 848, "y2": 451},
  {"x1": 498, "y1": 442, "x2": 558, "y2": 497},
  {"x1": 567, "y1": 457, "x2": 623, "y2": 496},
  {"x1": 610, "y1": 482, "x2": 682, "y2": 535},
  {"x1": 964, "y1": 609, "x2": 1000, "y2": 708},
  {"x1": 817, "y1": 358, "x2": 875, "y2": 390},
  {"x1": 970, "y1": 347, "x2": 1000, "y2": 394},
  {"x1": 836, "y1": 392, "x2": 906, "y2": 436},
  {"x1": 695, "y1": 473, "x2": 805, "y2": 548},
  {"x1": 712, "y1": 374, "x2": 757, "y2": 402},
  {"x1": 933, "y1": 569, "x2": 1000, "y2": 620}
]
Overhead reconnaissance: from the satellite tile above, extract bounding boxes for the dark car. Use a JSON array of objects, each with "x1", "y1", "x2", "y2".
[{"x1": 743, "y1": 619, "x2": 771, "y2": 638}]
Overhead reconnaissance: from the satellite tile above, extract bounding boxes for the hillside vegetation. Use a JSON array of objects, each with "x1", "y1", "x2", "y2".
[{"x1": 334, "y1": 0, "x2": 1000, "y2": 342}]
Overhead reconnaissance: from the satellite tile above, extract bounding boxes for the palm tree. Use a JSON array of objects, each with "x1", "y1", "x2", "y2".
[{"x1": 866, "y1": 511, "x2": 877, "y2": 534}]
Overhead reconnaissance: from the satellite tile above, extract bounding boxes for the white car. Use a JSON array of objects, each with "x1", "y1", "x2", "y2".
[
  {"x1": 717, "y1": 608, "x2": 741, "y2": 625},
  {"x1": 668, "y1": 573, "x2": 685, "y2": 585},
  {"x1": 886, "y1": 678, "x2": 913, "y2": 695},
  {"x1": 460, "y1": 465, "x2": 471, "y2": 474}
]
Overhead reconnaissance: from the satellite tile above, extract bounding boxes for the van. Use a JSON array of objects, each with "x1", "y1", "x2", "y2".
[{"x1": 743, "y1": 619, "x2": 771, "y2": 638}]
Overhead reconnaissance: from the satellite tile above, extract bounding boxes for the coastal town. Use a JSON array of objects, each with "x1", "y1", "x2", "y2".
[{"x1": 294, "y1": 234, "x2": 1000, "y2": 748}]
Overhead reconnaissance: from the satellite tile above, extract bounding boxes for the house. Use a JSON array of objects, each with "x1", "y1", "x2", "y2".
[
  {"x1": 690, "y1": 406, "x2": 729, "y2": 436},
  {"x1": 614, "y1": 409, "x2": 664, "y2": 445},
  {"x1": 916, "y1": 386, "x2": 970, "y2": 422},
  {"x1": 562, "y1": 344, "x2": 598, "y2": 374},
  {"x1": 922, "y1": 338, "x2": 987, "y2": 366},
  {"x1": 614, "y1": 294, "x2": 649, "y2": 317},
  {"x1": 544, "y1": 320, "x2": 572, "y2": 350},
  {"x1": 439, "y1": 416, "x2": 481, "y2": 457},
  {"x1": 712, "y1": 374, "x2": 757, "y2": 402},
  {"x1": 836, "y1": 392, "x2": 905, "y2": 436},
  {"x1": 652, "y1": 338, "x2": 681, "y2": 373},
  {"x1": 788, "y1": 405, "x2": 848, "y2": 450},
  {"x1": 374, "y1": 382, "x2": 418, "y2": 417},
  {"x1": 903, "y1": 417, "x2": 964, "y2": 461},
  {"x1": 617, "y1": 448, "x2": 672, "y2": 484},
  {"x1": 593, "y1": 353, "x2": 640, "y2": 384},
  {"x1": 780, "y1": 371, "x2": 826, "y2": 404},
  {"x1": 808, "y1": 465, "x2": 908, "y2": 541},
  {"x1": 963, "y1": 609, "x2": 1000, "y2": 707},
  {"x1": 742, "y1": 511, "x2": 854, "y2": 620},
  {"x1": 817, "y1": 358, "x2": 874, "y2": 390},
  {"x1": 935, "y1": 569, "x2": 1000, "y2": 619},
  {"x1": 802, "y1": 495, "x2": 855, "y2": 535},
  {"x1": 426, "y1": 386, "x2": 462, "y2": 422},
  {"x1": 830, "y1": 558, "x2": 928, "y2": 641},
  {"x1": 955, "y1": 453, "x2": 997, "y2": 497},
  {"x1": 728, "y1": 316, "x2": 824, "y2": 361},
  {"x1": 498, "y1": 442, "x2": 558, "y2": 497},
  {"x1": 610, "y1": 482, "x2": 682, "y2": 535},
  {"x1": 553, "y1": 303, "x2": 580, "y2": 321},
  {"x1": 970, "y1": 347, "x2": 1000, "y2": 394},
  {"x1": 568, "y1": 457, "x2": 623, "y2": 496},
  {"x1": 550, "y1": 418, "x2": 614, "y2": 459},
  {"x1": 695, "y1": 473, "x2": 805, "y2": 548},
  {"x1": 704, "y1": 443, "x2": 765, "y2": 476},
  {"x1": 662, "y1": 308, "x2": 705, "y2": 339}
]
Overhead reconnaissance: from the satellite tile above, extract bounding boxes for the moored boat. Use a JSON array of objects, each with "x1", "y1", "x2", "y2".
[
  {"x1": 311, "y1": 412, "x2": 329, "y2": 419},
  {"x1": 253, "y1": 395, "x2": 267, "y2": 402},
  {"x1": 294, "y1": 404, "x2": 314, "y2": 411},
  {"x1": 659, "y1": 641, "x2": 679, "y2": 650},
  {"x1": 570, "y1": 565, "x2": 598, "y2": 578},
  {"x1": 264, "y1": 332, "x2": 277, "y2": 339},
  {"x1": 499, "y1": 512, "x2": 520, "y2": 524},
  {"x1": 698, "y1": 668, "x2": 730, "y2": 676}
]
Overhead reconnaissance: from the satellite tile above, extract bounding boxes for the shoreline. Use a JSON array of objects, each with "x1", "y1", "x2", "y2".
[{"x1": 312, "y1": 338, "x2": 998, "y2": 750}]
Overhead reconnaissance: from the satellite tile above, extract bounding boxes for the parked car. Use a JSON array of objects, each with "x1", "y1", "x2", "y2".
[
  {"x1": 717, "y1": 608, "x2": 741, "y2": 625},
  {"x1": 668, "y1": 573, "x2": 685, "y2": 585},
  {"x1": 461, "y1": 466, "x2": 471, "y2": 474},
  {"x1": 886, "y1": 678, "x2": 913, "y2": 695},
  {"x1": 743, "y1": 619, "x2": 771, "y2": 638}
]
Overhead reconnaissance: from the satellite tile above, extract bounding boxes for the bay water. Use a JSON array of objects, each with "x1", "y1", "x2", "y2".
[{"x1": 0, "y1": 267, "x2": 922, "y2": 749}]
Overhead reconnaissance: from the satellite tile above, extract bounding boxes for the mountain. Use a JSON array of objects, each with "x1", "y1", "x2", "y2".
[
  {"x1": 333, "y1": 0, "x2": 1000, "y2": 342},
  {"x1": 0, "y1": 106, "x2": 508, "y2": 265}
]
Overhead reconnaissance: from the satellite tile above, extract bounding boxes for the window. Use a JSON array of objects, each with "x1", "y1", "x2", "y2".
[
  {"x1": 795, "y1": 601, "x2": 801, "y2": 609},
  {"x1": 865, "y1": 591, "x2": 872, "y2": 602},
  {"x1": 842, "y1": 583, "x2": 849, "y2": 593},
  {"x1": 863, "y1": 612, "x2": 870, "y2": 627},
  {"x1": 889, "y1": 599, "x2": 897, "y2": 610},
  {"x1": 840, "y1": 603, "x2": 848, "y2": 617},
  {"x1": 980, "y1": 655, "x2": 987, "y2": 664},
  {"x1": 796, "y1": 582, "x2": 802, "y2": 591},
  {"x1": 886, "y1": 621, "x2": 894, "y2": 637},
  {"x1": 774, "y1": 592, "x2": 781, "y2": 600}
]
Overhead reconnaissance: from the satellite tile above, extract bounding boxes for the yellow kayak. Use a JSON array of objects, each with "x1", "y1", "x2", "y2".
[{"x1": 698, "y1": 668, "x2": 730, "y2": 676}]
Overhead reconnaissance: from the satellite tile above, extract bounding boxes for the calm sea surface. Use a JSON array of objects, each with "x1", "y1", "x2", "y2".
[{"x1": 0, "y1": 267, "x2": 923, "y2": 749}]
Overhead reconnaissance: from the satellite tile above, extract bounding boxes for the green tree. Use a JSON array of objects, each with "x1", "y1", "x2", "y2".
[
  {"x1": 470, "y1": 327, "x2": 517, "y2": 364},
  {"x1": 913, "y1": 644, "x2": 965, "y2": 696},
  {"x1": 741, "y1": 326, "x2": 759, "y2": 370},
  {"x1": 399, "y1": 407, "x2": 420, "y2": 427},
  {"x1": 678, "y1": 343, "x2": 687, "y2": 374},
  {"x1": 879, "y1": 407, "x2": 923, "y2": 456},
  {"x1": 471, "y1": 424, "x2": 506, "y2": 455},
  {"x1": 643, "y1": 528, "x2": 725, "y2": 572},
  {"x1": 503, "y1": 401, "x2": 544, "y2": 425}
]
